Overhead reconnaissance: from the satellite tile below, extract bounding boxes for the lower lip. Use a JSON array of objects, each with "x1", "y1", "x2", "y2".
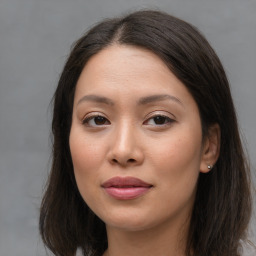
[{"x1": 104, "y1": 187, "x2": 151, "y2": 200}]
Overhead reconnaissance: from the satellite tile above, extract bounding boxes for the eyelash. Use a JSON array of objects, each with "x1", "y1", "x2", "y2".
[
  {"x1": 143, "y1": 114, "x2": 175, "y2": 126},
  {"x1": 82, "y1": 115, "x2": 110, "y2": 127},
  {"x1": 82, "y1": 114, "x2": 175, "y2": 127}
]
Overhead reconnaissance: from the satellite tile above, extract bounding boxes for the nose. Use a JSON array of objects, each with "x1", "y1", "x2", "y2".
[{"x1": 107, "y1": 122, "x2": 144, "y2": 167}]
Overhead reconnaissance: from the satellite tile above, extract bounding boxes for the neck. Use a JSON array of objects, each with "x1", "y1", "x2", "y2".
[{"x1": 103, "y1": 217, "x2": 189, "y2": 256}]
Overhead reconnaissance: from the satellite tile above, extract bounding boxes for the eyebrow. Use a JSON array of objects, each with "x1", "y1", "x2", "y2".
[
  {"x1": 77, "y1": 94, "x2": 183, "y2": 107},
  {"x1": 138, "y1": 94, "x2": 183, "y2": 107},
  {"x1": 77, "y1": 94, "x2": 114, "y2": 106}
]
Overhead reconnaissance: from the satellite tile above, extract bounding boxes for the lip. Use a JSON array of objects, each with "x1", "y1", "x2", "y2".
[{"x1": 101, "y1": 176, "x2": 153, "y2": 200}]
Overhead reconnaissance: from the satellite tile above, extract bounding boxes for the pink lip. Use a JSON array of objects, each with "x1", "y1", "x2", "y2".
[{"x1": 101, "y1": 176, "x2": 152, "y2": 200}]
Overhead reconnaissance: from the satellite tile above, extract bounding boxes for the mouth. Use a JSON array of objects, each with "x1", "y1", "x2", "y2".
[{"x1": 101, "y1": 176, "x2": 153, "y2": 200}]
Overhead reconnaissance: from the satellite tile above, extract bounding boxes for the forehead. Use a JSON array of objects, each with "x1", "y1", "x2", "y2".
[
  {"x1": 75, "y1": 45, "x2": 191, "y2": 99},
  {"x1": 82, "y1": 44, "x2": 170, "y2": 79}
]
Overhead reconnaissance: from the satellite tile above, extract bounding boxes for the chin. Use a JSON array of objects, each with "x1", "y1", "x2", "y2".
[
  {"x1": 106, "y1": 220, "x2": 153, "y2": 232},
  {"x1": 100, "y1": 210, "x2": 166, "y2": 232}
]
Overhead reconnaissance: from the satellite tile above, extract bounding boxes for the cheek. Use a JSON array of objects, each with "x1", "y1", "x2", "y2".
[
  {"x1": 69, "y1": 127, "x2": 105, "y2": 199},
  {"x1": 69, "y1": 127, "x2": 104, "y2": 172},
  {"x1": 147, "y1": 133, "x2": 202, "y2": 219},
  {"x1": 152, "y1": 133, "x2": 201, "y2": 166},
  {"x1": 149, "y1": 127, "x2": 202, "y2": 190}
]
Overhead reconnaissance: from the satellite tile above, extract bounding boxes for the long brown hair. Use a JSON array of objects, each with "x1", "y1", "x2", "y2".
[{"x1": 40, "y1": 10, "x2": 252, "y2": 256}]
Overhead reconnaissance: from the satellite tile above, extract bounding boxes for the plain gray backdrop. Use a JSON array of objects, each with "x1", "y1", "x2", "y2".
[{"x1": 0, "y1": 0, "x2": 255, "y2": 255}]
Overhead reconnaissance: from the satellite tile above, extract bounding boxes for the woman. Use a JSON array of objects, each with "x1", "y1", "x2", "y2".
[{"x1": 39, "y1": 10, "x2": 252, "y2": 256}]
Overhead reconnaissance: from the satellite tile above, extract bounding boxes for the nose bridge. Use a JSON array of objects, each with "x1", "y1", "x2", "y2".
[
  {"x1": 109, "y1": 118, "x2": 143, "y2": 166},
  {"x1": 114, "y1": 119, "x2": 136, "y2": 154}
]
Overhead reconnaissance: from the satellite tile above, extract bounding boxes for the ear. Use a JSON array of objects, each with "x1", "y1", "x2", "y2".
[{"x1": 200, "y1": 123, "x2": 221, "y2": 173}]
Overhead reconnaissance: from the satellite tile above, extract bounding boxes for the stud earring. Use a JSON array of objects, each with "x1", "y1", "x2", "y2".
[{"x1": 207, "y1": 165, "x2": 213, "y2": 170}]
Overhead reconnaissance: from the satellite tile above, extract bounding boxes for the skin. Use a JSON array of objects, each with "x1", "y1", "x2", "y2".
[{"x1": 69, "y1": 45, "x2": 220, "y2": 256}]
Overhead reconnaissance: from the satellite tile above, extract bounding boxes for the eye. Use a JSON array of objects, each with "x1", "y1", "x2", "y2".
[
  {"x1": 82, "y1": 115, "x2": 110, "y2": 127},
  {"x1": 144, "y1": 115, "x2": 174, "y2": 126}
]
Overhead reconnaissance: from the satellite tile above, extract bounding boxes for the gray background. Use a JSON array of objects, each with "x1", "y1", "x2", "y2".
[{"x1": 0, "y1": 0, "x2": 255, "y2": 255}]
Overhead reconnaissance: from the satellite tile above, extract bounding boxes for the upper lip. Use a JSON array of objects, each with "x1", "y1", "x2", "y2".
[{"x1": 101, "y1": 176, "x2": 152, "y2": 188}]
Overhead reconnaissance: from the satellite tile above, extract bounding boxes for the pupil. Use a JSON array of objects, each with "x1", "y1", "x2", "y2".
[
  {"x1": 95, "y1": 116, "x2": 106, "y2": 125},
  {"x1": 154, "y1": 116, "x2": 165, "y2": 124}
]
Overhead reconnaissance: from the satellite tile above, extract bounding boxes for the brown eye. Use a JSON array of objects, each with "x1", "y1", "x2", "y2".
[
  {"x1": 94, "y1": 116, "x2": 108, "y2": 125},
  {"x1": 83, "y1": 115, "x2": 110, "y2": 126},
  {"x1": 144, "y1": 115, "x2": 174, "y2": 126},
  {"x1": 153, "y1": 116, "x2": 167, "y2": 125}
]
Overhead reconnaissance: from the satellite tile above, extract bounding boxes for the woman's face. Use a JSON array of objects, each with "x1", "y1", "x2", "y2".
[{"x1": 69, "y1": 45, "x2": 209, "y2": 232}]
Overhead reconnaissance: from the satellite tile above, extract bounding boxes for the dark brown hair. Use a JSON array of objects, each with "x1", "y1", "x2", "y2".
[{"x1": 40, "y1": 10, "x2": 252, "y2": 256}]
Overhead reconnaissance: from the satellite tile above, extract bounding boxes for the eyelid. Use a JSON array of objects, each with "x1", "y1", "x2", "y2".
[
  {"x1": 144, "y1": 110, "x2": 176, "y2": 120},
  {"x1": 82, "y1": 112, "x2": 110, "y2": 126},
  {"x1": 143, "y1": 111, "x2": 176, "y2": 126}
]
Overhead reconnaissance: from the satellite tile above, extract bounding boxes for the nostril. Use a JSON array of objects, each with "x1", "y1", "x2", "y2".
[{"x1": 111, "y1": 158, "x2": 136, "y2": 164}]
